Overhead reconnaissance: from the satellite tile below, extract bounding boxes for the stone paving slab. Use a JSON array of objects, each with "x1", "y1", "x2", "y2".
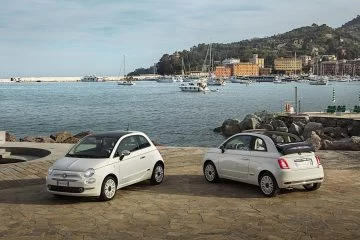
[{"x1": 0, "y1": 143, "x2": 359, "y2": 239}]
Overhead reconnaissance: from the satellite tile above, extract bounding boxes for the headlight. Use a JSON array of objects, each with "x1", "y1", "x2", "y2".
[
  {"x1": 48, "y1": 167, "x2": 54, "y2": 175},
  {"x1": 84, "y1": 168, "x2": 95, "y2": 178}
]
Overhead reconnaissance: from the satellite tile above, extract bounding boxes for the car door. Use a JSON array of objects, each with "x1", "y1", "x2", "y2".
[
  {"x1": 218, "y1": 135, "x2": 252, "y2": 180},
  {"x1": 115, "y1": 135, "x2": 149, "y2": 187}
]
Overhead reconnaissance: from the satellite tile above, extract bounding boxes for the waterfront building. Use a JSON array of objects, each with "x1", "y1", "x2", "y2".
[
  {"x1": 317, "y1": 59, "x2": 360, "y2": 76},
  {"x1": 259, "y1": 67, "x2": 272, "y2": 76},
  {"x1": 274, "y1": 57, "x2": 302, "y2": 75},
  {"x1": 214, "y1": 66, "x2": 232, "y2": 77},
  {"x1": 300, "y1": 55, "x2": 312, "y2": 66},
  {"x1": 249, "y1": 54, "x2": 264, "y2": 68},
  {"x1": 232, "y1": 63, "x2": 259, "y2": 76}
]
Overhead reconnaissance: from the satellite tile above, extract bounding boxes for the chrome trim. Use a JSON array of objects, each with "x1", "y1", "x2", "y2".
[{"x1": 284, "y1": 177, "x2": 323, "y2": 185}]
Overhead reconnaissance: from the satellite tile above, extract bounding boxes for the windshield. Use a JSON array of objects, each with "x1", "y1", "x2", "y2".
[{"x1": 66, "y1": 135, "x2": 119, "y2": 158}]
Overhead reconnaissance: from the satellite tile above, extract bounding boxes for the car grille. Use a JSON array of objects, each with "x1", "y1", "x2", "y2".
[{"x1": 48, "y1": 185, "x2": 84, "y2": 193}]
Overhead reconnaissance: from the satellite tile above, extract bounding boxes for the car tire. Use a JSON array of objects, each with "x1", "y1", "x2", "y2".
[
  {"x1": 100, "y1": 176, "x2": 117, "y2": 201},
  {"x1": 150, "y1": 163, "x2": 164, "y2": 185},
  {"x1": 203, "y1": 162, "x2": 219, "y2": 183},
  {"x1": 259, "y1": 172, "x2": 279, "y2": 197},
  {"x1": 303, "y1": 183, "x2": 321, "y2": 191}
]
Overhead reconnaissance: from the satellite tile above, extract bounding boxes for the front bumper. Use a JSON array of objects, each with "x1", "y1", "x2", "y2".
[{"x1": 46, "y1": 173, "x2": 101, "y2": 197}]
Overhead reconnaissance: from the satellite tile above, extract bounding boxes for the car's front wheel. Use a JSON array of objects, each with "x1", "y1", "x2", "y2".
[
  {"x1": 203, "y1": 162, "x2": 219, "y2": 183},
  {"x1": 100, "y1": 176, "x2": 117, "y2": 201},
  {"x1": 151, "y1": 163, "x2": 164, "y2": 185},
  {"x1": 303, "y1": 183, "x2": 321, "y2": 191},
  {"x1": 259, "y1": 172, "x2": 279, "y2": 197}
]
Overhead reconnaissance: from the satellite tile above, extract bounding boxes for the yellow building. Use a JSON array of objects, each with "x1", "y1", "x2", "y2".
[
  {"x1": 249, "y1": 54, "x2": 264, "y2": 68},
  {"x1": 274, "y1": 57, "x2": 302, "y2": 74},
  {"x1": 214, "y1": 66, "x2": 232, "y2": 77},
  {"x1": 232, "y1": 63, "x2": 259, "y2": 76}
]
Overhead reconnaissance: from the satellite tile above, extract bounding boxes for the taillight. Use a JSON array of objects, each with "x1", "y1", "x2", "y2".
[
  {"x1": 315, "y1": 155, "x2": 321, "y2": 165},
  {"x1": 278, "y1": 158, "x2": 290, "y2": 169}
]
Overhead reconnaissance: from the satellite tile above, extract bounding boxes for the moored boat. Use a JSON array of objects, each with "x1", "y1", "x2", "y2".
[
  {"x1": 230, "y1": 76, "x2": 251, "y2": 84},
  {"x1": 179, "y1": 79, "x2": 209, "y2": 92}
]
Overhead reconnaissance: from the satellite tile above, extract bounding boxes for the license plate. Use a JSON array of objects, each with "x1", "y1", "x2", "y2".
[
  {"x1": 57, "y1": 180, "x2": 69, "y2": 187},
  {"x1": 295, "y1": 160, "x2": 312, "y2": 168}
]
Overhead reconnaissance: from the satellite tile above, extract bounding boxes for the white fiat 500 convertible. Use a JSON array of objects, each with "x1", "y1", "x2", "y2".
[
  {"x1": 46, "y1": 131, "x2": 164, "y2": 201},
  {"x1": 202, "y1": 130, "x2": 324, "y2": 197}
]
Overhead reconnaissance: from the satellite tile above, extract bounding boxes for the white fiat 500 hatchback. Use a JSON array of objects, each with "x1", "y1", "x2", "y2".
[
  {"x1": 46, "y1": 131, "x2": 164, "y2": 201},
  {"x1": 202, "y1": 130, "x2": 324, "y2": 197}
]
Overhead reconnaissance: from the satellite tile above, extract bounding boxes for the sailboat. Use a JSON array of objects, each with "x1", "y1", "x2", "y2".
[
  {"x1": 118, "y1": 55, "x2": 135, "y2": 86},
  {"x1": 205, "y1": 44, "x2": 225, "y2": 86}
]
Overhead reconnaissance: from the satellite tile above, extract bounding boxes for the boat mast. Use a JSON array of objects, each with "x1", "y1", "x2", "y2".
[{"x1": 123, "y1": 55, "x2": 126, "y2": 79}]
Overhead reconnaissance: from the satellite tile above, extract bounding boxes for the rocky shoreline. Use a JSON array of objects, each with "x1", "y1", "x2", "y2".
[
  {"x1": 214, "y1": 111, "x2": 360, "y2": 151},
  {"x1": 4, "y1": 111, "x2": 360, "y2": 151},
  {"x1": 5, "y1": 131, "x2": 91, "y2": 144}
]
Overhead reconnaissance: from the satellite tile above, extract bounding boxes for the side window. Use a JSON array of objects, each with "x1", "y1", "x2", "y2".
[
  {"x1": 137, "y1": 135, "x2": 151, "y2": 150},
  {"x1": 223, "y1": 135, "x2": 252, "y2": 151},
  {"x1": 253, "y1": 137, "x2": 267, "y2": 152},
  {"x1": 116, "y1": 136, "x2": 139, "y2": 153}
]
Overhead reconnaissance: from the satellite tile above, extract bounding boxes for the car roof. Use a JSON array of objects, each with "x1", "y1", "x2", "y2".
[
  {"x1": 89, "y1": 130, "x2": 141, "y2": 139},
  {"x1": 241, "y1": 129, "x2": 301, "y2": 141}
]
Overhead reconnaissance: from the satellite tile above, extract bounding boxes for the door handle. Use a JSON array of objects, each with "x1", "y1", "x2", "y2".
[
  {"x1": 243, "y1": 158, "x2": 250, "y2": 160},
  {"x1": 140, "y1": 156, "x2": 146, "y2": 159}
]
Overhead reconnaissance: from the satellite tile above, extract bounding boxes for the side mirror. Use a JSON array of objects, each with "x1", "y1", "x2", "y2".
[
  {"x1": 119, "y1": 150, "x2": 131, "y2": 160},
  {"x1": 220, "y1": 145, "x2": 225, "y2": 153}
]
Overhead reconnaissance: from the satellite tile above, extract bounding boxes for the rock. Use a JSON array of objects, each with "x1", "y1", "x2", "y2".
[
  {"x1": 50, "y1": 131, "x2": 73, "y2": 143},
  {"x1": 276, "y1": 126, "x2": 288, "y2": 132},
  {"x1": 221, "y1": 119, "x2": 241, "y2": 137},
  {"x1": 262, "y1": 124, "x2": 274, "y2": 131},
  {"x1": 35, "y1": 137, "x2": 56, "y2": 143},
  {"x1": 289, "y1": 123, "x2": 302, "y2": 136},
  {"x1": 306, "y1": 131, "x2": 322, "y2": 151},
  {"x1": 271, "y1": 119, "x2": 287, "y2": 129},
  {"x1": 73, "y1": 130, "x2": 92, "y2": 139},
  {"x1": 323, "y1": 136, "x2": 360, "y2": 151},
  {"x1": 62, "y1": 136, "x2": 80, "y2": 144},
  {"x1": 333, "y1": 127, "x2": 349, "y2": 140},
  {"x1": 213, "y1": 127, "x2": 222, "y2": 133},
  {"x1": 20, "y1": 136, "x2": 36, "y2": 142},
  {"x1": 239, "y1": 115, "x2": 261, "y2": 130},
  {"x1": 5, "y1": 132, "x2": 17, "y2": 142},
  {"x1": 348, "y1": 120, "x2": 360, "y2": 136},
  {"x1": 303, "y1": 122, "x2": 324, "y2": 139}
]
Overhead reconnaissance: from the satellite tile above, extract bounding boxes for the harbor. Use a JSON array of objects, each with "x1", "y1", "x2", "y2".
[{"x1": 1, "y1": 80, "x2": 359, "y2": 147}]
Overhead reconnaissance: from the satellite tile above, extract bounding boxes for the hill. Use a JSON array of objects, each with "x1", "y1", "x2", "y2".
[{"x1": 129, "y1": 15, "x2": 360, "y2": 76}]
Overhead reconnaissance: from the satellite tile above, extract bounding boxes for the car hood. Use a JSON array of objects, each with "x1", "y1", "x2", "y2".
[{"x1": 52, "y1": 157, "x2": 108, "y2": 172}]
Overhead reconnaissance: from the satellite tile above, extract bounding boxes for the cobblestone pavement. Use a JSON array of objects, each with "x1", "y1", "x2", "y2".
[{"x1": 0, "y1": 143, "x2": 359, "y2": 239}]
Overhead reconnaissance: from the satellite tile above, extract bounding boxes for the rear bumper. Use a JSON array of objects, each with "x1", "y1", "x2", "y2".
[{"x1": 276, "y1": 167, "x2": 324, "y2": 188}]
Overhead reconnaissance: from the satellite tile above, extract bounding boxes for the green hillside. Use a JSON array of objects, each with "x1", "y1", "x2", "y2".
[{"x1": 129, "y1": 15, "x2": 360, "y2": 76}]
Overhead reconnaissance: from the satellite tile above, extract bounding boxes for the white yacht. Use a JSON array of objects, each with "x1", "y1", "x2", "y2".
[
  {"x1": 81, "y1": 75, "x2": 100, "y2": 82},
  {"x1": 230, "y1": 76, "x2": 251, "y2": 84},
  {"x1": 207, "y1": 77, "x2": 226, "y2": 86},
  {"x1": 117, "y1": 76, "x2": 135, "y2": 86},
  {"x1": 179, "y1": 79, "x2": 209, "y2": 92}
]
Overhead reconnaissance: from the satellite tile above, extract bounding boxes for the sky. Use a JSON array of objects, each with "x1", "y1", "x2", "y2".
[{"x1": 1, "y1": 0, "x2": 360, "y2": 77}]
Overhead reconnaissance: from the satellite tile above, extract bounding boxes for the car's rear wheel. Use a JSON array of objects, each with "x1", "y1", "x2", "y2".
[
  {"x1": 204, "y1": 162, "x2": 219, "y2": 183},
  {"x1": 100, "y1": 176, "x2": 117, "y2": 201},
  {"x1": 151, "y1": 163, "x2": 164, "y2": 185},
  {"x1": 259, "y1": 172, "x2": 279, "y2": 197},
  {"x1": 303, "y1": 183, "x2": 321, "y2": 191}
]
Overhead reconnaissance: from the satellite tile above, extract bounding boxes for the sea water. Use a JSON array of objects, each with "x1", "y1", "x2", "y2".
[{"x1": 1, "y1": 81, "x2": 359, "y2": 147}]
